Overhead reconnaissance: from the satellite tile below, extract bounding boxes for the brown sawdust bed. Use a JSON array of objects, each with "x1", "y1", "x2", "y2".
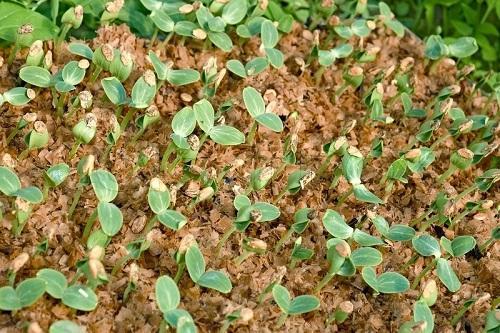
[{"x1": 0, "y1": 22, "x2": 498, "y2": 333}]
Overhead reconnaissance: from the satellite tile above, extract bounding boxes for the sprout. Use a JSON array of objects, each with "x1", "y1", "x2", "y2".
[
  {"x1": 274, "y1": 208, "x2": 315, "y2": 253},
  {"x1": 274, "y1": 169, "x2": 315, "y2": 204},
  {"x1": 335, "y1": 66, "x2": 364, "y2": 98},
  {"x1": 7, "y1": 24, "x2": 33, "y2": 65},
  {"x1": 110, "y1": 49, "x2": 134, "y2": 82},
  {"x1": 338, "y1": 147, "x2": 383, "y2": 205},
  {"x1": 132, "y1": 146, "x2": 158, "y2": 175},
  {"x1": 334, "y1": 19, "x2": 372, "y2": 40},
  {"x1": 378, "y1": 2, "x2": 405, "y2": 37},
  {"x1": 220, "y1": 308, "x2": 254, "y2": 333},
  {"x1": 123, "y1": 262, "x2": 139, "y2": 302},
  {"x1": 315, "y1": 210, "x2": 387, "y2": 292},
  {"x1": 130, "y1": 104, "x2": 161, "y2": 145},
  {"x1": 216, "y1": 194, "x2": 280, "y2": 256},
  {"x1": 272, "y1": 283, "x2": 320, "y2": 328},
  {"x1": 479, "y1": 227, "x2": 500, "y2": 254},
  {"x1": 155, "y1": 275, "x2": 197, "y2": 332},
  {"x1": 148, "y1": 51, "x2": 200, "y2": 91},
  {"x1": 399, "y1": 280, "x2": 437, "y2": 333},
  {"x1": 0, "y1": 277, "x2": 46, "y2": 311},
  {"x1": 121, "y1": 70, "x2": 157, "y2": 131},
  {"x1": 242, "y1": 87, "x2": 284, "y2": 145},
  {"x1": 410, "y1": 234, "x2": 476, "y2": 291},
  {"x1": 7, "y1": 252, "x2": 29, "y2": 286},
  {"x1": 234, "y1": 237, "x2": 268, "y2": 265},
  {"x1": 91, "y1": 44, "x2": 115, "y2": 82},
  {"x1": 316, "y1": 43, "x2": 353, "y2": 83},
  {"x1": 175, "y1": 239, "x2": 233, "y2": 293},
  {"x1": 326, "y1": 301, "x2": 354, "y2": 325},
  {"x1": 101, "y1": 76, "x2": 129, "y2": 118},
  {"x1": 67, "y1": 90, "x2": 93, "y2": 118},
  {"x1": 318, "y1": 135, "x2": 348, "y2": 176},
  {"x1": 425, "y1": 35, "x2": 478, "y2": 65},
  {"x1": 201, "y1": 57, "x2": 226, "y2": 98},
  {"x1": 18, "y1": 120, "x2": 50, "y2": 161},
  {"x1": 365, "y1": 83, "x2": 393, "y2": 124},
  {"x1": 101, "y1": 0, "x2": 125, "y2": 24},
  {"x1": 144, "y1": 177, "x2": 187, "y2": 234},
  {"x1": 244, "y1": 166, "x2": 275, "y2": 195},
  {"x1": 49, "y1": 321, "x2": 85, "y2": 333},
  {"x1": 55, "y1": 6, "x2": 84, "y2": 54},
  {"x1": 6, "y1": 112, "x2": 37, "y2": 146},
  {"x1": 81, "y1": 169, "x2": 123, "y2": 241},
  {"x1": 288, "y1": 237, "x2": 314, "y2": 269},
  {"x1": 112, "y1": 236, "x2": 151, "y2": 276},
  {"x1": 68, "y1": 155, "x2": 95, "y2": 218},
  {"x1": 260, "y1": 19, "x2": 285, "y2": 69},
  {"x1": 42, "y1": 163, "x2": 70, "y2": 199},
  {"x1": 25, "y1": 40, "x2": 44, "y2": 66},
  {"x1": 69, "y1": 113, "x2": 97, "y2": 159},
  {"x1": 437, "y1": 148, "x2": 474, "y2": 183}
]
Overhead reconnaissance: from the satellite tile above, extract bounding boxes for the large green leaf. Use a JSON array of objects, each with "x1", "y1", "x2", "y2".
[
  {"x1": 197, "y1": 271, "x2": 232, "y2": 293},
  {"x1": 155, "y1": 275, "x2": 180, "y2": 313},
  {"x1": 0, "y1": 3, "x2": 58, "y2": 45}
]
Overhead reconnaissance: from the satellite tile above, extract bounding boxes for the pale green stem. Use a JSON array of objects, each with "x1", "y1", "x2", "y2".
[
  {"x1": 274, "y1": 228, "x2": 293, "y2": 254},
  {"x1": 411, "y1": 258, "x2": 437, "y2": 289},
  {"x1": 216, "y1": 225, "x2": 236, "y2": 256},
  {"x1": 81, "y1": 209, "x2": 98, "y2": 242},
  {"x1": 68, "y1": 186, "x2": 84, "y2": 218}
]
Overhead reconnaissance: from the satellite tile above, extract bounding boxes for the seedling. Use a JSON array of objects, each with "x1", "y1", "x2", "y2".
[
  {"x1": 49, "y1": 320, "x2": 84, "y2": 333},
  {"x1": 316, "y1": 43, "x2": 353, "y2": 84},
  {"x1": 242, "y1": 87, "x2": 284, "y2": 145},
  {"x1": 121, "y1": 70, "x2": 157, "y2": 131},
  {"x1": 131, "y1": 147, "x2": 157, "y2": 175},
  {"x1": 197, "y1": 56, "x2": 220, "y2": 95},
  {"x1": 25, "y1": 40, "x2": 44, "y2": 66},
  {"x1": 123, "y1": 263, "x2": 138, "y2": 302},
  {"x1": 69, "y1": 113, "x2": 97, "y2": 159},
  {"x1": 274, "y1": 208, "x2": 316, "y2": 253},
  {"x1": 234, "y1": 238, "x2": 267, "y2": 265},
  {"x1": 368, "y1": 212, "x2": 416, "y2": 243},
  {"x1": 0, "y1": 87, "x2": 36, "y2": 107},
  {"x1": 112, "y1": 236, "x2": 151, "y2": 276},
  {"x1": 272, "y1": 283, "x2": 320, "y2": 327},
  {"x1": 452, "y1": 168, "x2": 499, "y2": 204},
  {"x1": 244, "y1": 166, "x2": 275, "y2": 195},
  {"x1": 318, "y1": 136, "x2": 348, "y2": 177},
  {"x1": 437, "y1": 148, "x2": 474, "y2": 184},
  {"x1": 219, "y1": 308, "x2": 254, "y2": 333},
  {"x1": 216, "y1": 194, "x2": 280, "y2": 255},
  {"x1": 130, "y1": 105, "x2": 161, "y2": 145},
  {"x1": 288, "y1": 237, "x2": 314, "y2": 269},
  {"x1": 450, "y1": 199, "x2": 493, "y2": 228},
  {"x1": 378, "y1": 2, "x2": 405, "y2": 37},
  {"x1": 334, "y1": 19, "x2": 372, "y2": 40},
  {"x1": 100, "y1": 0, "x2": 124, "y2": 25},
  {"x1": 335, "y1": 66, "x2": 364, "y2": 98},
  {"x1": 101, "y1": 76, "x2": 129, "y2": 118},
  {"x1": 479, "y1": 227, "x2": 499, "y2": 254},
  {"x1": 364, "y1": 83, "x2": 393, "y2": 124},
  {"x1": 0, "y1": 166, "x2": 43, "y2": 235},
  {"x1": 100, "y1": 115, "x2": 122, "y2": 164},
  {"x1": 326, "y1": 301, "x2": 354, "y2": 326},
  {"x1": 6, "y1": 113, "x2": 37, "y2": 146},
  {"x1": 68, "y1": 155, "x2": 95, "y2": 218},
  {"x1": 411, "y1": 234, "x2": 476, "y2": 291},
  {"x1": 73, "y1": 246, "x2": 108, "y2": 289},
  {"x1": 0, "y1": 278, "x2": 46, "y2": 311},
  {"x1": 42, "y1": 163, "x2": 70, "y2": 199},
  {"x1": 272, "y1": 118, "x2": 299, "y2": 180},
  {"x1": 178, "y1": 238, "x2": 232, "y2": 293},
  {"x1": 424, "y1": 35, "x2": 478, "y2": 72},
  {"x1": 155, "y1": 275, "x2": 197, "y2": 332},
  {"x1": 56, "y1": 6, "x2": 83, "y2": 54},
  {"x1": 315, "y1": 210, "x2": 386, "y2": 292},
  {"x1": 148, "y1": 51, "x2": 200, "y2": 91},
  {"x1": 66, "y1": 90, "x2": 93, "y2": 118},
  {"x1": 144, "y1": 177, "x2": 187, "y2": 234},
  {"x1": 399, "y1": 279, "x2": 437, "y2": 333},
  {"x1": 274, "y1": 170, "x2": 315, "y2": 203},
  {"x1": 81, "y1": 169, "x2": 123, "y2": 241},
  {"x1": 338, "y1": 146, "x2": 383, "y2": 205},
  {"x1": 18, "y1": 120, "x2": 49, "y2": 160},
  {"x1": 7, "y1": 24, "x2": 34, "y2": 66},
  {"x1": 90, "y1": 44, "x2": 114, "y2": 82},
  {"x1": 361, "y1": 266, "x2": 410, "y2": 294}
]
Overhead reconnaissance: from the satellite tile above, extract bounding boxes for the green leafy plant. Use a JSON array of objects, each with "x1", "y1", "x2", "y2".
[
  {"x1": 42, "y1": 163, "x2": 70, "y2": 199},
  {"x1": 68, "y1": 113, "x2": 97, "y2": 159},
  {"x1": 68, "y1": 155, "x2": 95, "y2": 218},
  {"x1": 177, "y1": 238, "x2": 232, "y2": 293},
  {"x1": 80, "y1": 169, "x2": 123, "y2": 242},
  {"x1": 18, "y1": 120, "x2": 50, "y2": 160},
  {"x1": 399, "y1": 279, "x2": 437, "y2": 333},
  {"x1": 274, "y1": 170, "x2": 315, "y2": 203},
  {"x1": 242, "y1": 87, "x2": 284, "y2": 144},
  {"x1": 155, "y1": 275, "x2": 197, "y2": 332},
  {"x1": 274, "y1": 208, "x2": 316, "y2": 253},
  {"x1": 272, "y1": 283, "x2": 320, "y2": 327},
  {"x1": 411, "y1": 234, "x2": 476, "y2": 291},
  {"x1": 216, "y1": 194, "x2": 280, "y2": 255},
  {"x1": 288, "y1": 237, "x2": 314, "y2": 269},
  {"x1": 0, "y1": 166, "x2": 43, "y2": 235},
  {"x1": 0, "y1": 278, "x2": 46, "y2": 311}
]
